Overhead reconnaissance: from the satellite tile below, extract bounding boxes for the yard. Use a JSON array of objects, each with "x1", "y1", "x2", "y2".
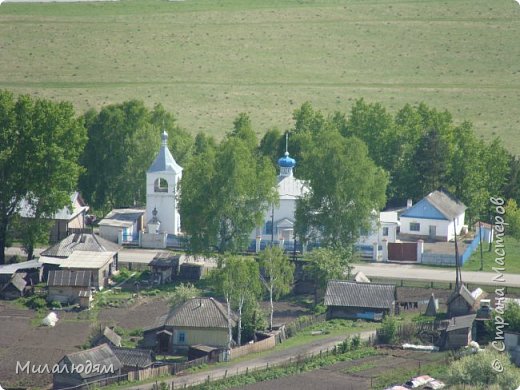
[
  {"x1": 0, "y1": 0, "x2": 519, "y2": 153},
  {"x1": 464, "y1": 235, "x2": 520, "y2": 274}
]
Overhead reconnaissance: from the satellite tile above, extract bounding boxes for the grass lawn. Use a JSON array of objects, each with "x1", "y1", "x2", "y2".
[
  {"x1": 464, "y1": 235, "x2": 520, "y2": 274},
  {"x1": 1, "y1": 0, "x2": 519, "y2": 152}
]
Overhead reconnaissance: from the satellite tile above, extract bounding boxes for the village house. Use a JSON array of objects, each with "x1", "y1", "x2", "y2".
[
  {"x1": 356, "y1": 210, "x2": 399, "y2": 258},
  {"x1": 142, "y1": 297, "x2": 236, "y2": 354},
  {"x1": 98, "y1": 208, "x2": 145, "y2": 245},
  {"x1": 47, "y1": 269, "x2": 93, "y2": 305},
  {"x1": 18, "y1": 192, "x2": 90, "y2": 243},
  {"x1": 38, "y1": 233, "x2": 120, "y2": 288},
  {"x1": 399, "y1": 190, "x2": 466, "y2": 242},
  {"x1": 324, "y1": 280, "x2": 396, "y2": 321},
  {"x1": 53, "y1": 343, "x2": 123, "y2": 389}
]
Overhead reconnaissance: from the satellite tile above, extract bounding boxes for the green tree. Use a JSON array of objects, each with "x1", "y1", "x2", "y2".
[
  {"x1": 79, "y1": 100, "x2": 192, "y2": 214},
  {"x1": 168, "y1": 282, "x2": 201, "y2": 308},
  {"x1": 259, "y1": 127, "x2": 285, "y2": 168},
  {"x1": 212, "y1": 255, "x2": 262, "y2": 346},
  {"x1": 506, "y1": 199, "x2": 520, "y2": 240},
  {"x1": 379, "y1": 315, "x2": 397, "y2": 344},
  {"x1": 258, "y1": 246, "x2": 295, "y2": 330},
  {"x1": 0, "y1": 90, "x2": 87, "y2": 264},
  {"x1": 447, "y1": 348, "x2": 520, "y2": 389},
  {"x1": 230, "y1": 113, "x2": 258, "y2": 152},
  {"x1": 179, "y1": 117, "x2": 277, "y2": 253},
  {"x1": 304, "y1": 247, "x2": 352, "y2": 304},
  {"x1": 295, "y1": 129, "x2": 388, "y2": 248}
]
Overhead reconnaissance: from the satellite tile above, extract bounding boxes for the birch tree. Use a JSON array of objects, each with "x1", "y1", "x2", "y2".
[{"x1": 258, "y1": 246, "x2": 294, "y2": 330}]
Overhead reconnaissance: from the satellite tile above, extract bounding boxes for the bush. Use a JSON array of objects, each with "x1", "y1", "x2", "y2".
[
  {"x1": 379, "y1": 315, "x2": 397, "y2": 344},
  {"x1": 351, "y1": 334, "x2": 361, "y2": 350},
  {"x1": 26, "y1": 296, "x2": 47, "y2": 310},
  {"x1": 447, "y1": 348, "x2": 520, "y2": 390},
  {"x1": 50, "y1": 300, "x2": 62, "y2": 309}
]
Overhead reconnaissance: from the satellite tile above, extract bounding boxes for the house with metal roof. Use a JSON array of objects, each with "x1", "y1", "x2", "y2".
[
  {"x1": 324, "y1": 280, "x2": 396, "y2": 321},
  {"x1": 18, "y1": 191, "x2": 90, "y2": 243},
  {"x1": 142, "y1": 297, "x2": 237, "y2": 354},
  {"x1": 47, "y1": 269, "x2": 93, "y2": 304},
  {"x1": 399, "y1": 190, "x2": 467, "y2": 242},
  {"x1": 53, "y1": 343, "x2": 123, "y2": 389},
  {"x1": 98, "y1": 208, "x2": 145, "y2": 245}
]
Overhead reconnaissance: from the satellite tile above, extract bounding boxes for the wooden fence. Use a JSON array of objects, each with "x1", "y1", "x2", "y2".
[
  {"x1": 127, "y1": 355, "x2": 209, "y2": 382},
  {"x1": 229, "y1": 335, "x2": 276, "y2": 359}
]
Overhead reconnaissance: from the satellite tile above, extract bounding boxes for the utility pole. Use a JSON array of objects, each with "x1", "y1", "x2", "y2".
[{"x1": 479, "y1": 220, "x2": 484, "y2": 271}]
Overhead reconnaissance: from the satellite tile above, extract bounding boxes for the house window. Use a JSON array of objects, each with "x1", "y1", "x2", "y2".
[
  {"x1": 264, "y1": 221, "x2": 273, "y2": 235},
  {"x1": 410, "y1": 222, "x2": 420, "y2": 232},
  {"x1": 178, "y1": 332, "x2": 186, "y2": 344},
  {"x1": 382, "y1": 227, "x2": 389, "y2": 236}
]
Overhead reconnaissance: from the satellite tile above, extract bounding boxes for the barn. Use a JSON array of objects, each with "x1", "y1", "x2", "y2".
[{"x1": 324, "y1": 280, "x2": 396, "y2": 321}]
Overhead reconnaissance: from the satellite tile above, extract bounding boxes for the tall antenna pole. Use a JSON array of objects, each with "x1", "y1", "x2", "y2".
[{"x1": 454, "y1": 218, "x2": 461, "y2": 288}]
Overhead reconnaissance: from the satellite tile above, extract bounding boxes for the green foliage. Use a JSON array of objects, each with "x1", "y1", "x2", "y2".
[
  {"x1": 9, "y1": 215, "x2": 52, "y2": 260},
  {"x1": 0, "y1": 90, "x2": 87, "y2": 264},
  {"x1": 506, "y1": 199, "x2": 520, "y2": 240},
  {"x1": 211, "y1": 255, "x2": 262, "y2": 346},
  {"x1": 191, "y1": 347, "x2": 378, "y2": 390},
  {"x1": 179, "y1": 116, "x2": 277, "y2": 253},
  {"x1": 258, "y1": 246, "x2": 295, "y2": 329},
  {"x1": 79, "y1": 100, "x2": 193, "y2": 213},
  {"x1": 294, "y1": 120, "x2": 388, "y2": 247},
  {"x1": 379, "y1": 315, "x2": 397, "y2": 344},
  {"x1": 447, "y1": 348, "x2": 520, "y2": 390},
  {"x1": 111, "y1": 268, "x2": 132, "y2": 284},
  {"x1": 168, "y1": 282, "x2": 202, "y2": 308},
  {"x1": 25, "y1": 296, "x2": 47, "y2": 310},
  {"x1": 240, "y1": 298, "x2": 268, "y2": 343},
  {"x1": 303, "y1": 247, "x2": 352, "y2": 304}
]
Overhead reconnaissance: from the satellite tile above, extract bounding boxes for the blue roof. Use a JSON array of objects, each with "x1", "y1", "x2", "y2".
[{"x1": 278, "y1": 152, "x2": 296, "y2": 168}]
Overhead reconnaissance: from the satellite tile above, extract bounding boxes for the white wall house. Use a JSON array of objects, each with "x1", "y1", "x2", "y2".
[
  {"x1": 146, "y1": 131, "x2": 183, "y2": 236},
  {"x1": 399, "y1": 190, "x2": 466, "y2": 242},
  {"x1": 250, "y1": 149, "x2": 308, "y2": 248},
  {"x1": 357, "y1": 211, "x2": 399, "y2": 253},
  {"x1": 98, "y1": 208, "x2": 145, "y2": 244}
]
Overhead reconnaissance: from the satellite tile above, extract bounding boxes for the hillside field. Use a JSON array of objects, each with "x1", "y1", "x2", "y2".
[{"x1": 1, "y1": 0, "x2": 519, "y2": 152}]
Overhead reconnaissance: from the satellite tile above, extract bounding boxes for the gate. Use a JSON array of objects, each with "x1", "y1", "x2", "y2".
[{"x1": 388, "y1": 242, "x2": 418, "y2": 261}]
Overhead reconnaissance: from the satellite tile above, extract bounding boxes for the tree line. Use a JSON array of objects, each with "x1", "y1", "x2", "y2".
[{"x1": 0, "y1": 89, "x2": 518, "y2": 264}]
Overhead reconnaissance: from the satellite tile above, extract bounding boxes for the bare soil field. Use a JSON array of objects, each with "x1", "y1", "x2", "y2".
[
  {"x1": 0, "y1": 303, "x2": 92, "y2": 388},
  {"x1": 237, "y1": 349, "x2": 448, "y2": 390}
]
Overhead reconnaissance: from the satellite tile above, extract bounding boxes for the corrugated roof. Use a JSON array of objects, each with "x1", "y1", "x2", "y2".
[
  {"x1": 446, "y1": 314, "x2": 476, "y2": 332},
  {"x1": 47, "y1": 270, "x2": 93, "y2": 287},
  {"x1": 41, "y1": 233, "x2": 121, "y2": 258},
  {"x1": 152, "y1": 297, "x2": 236, "y2": 330},
  {"x1": 0, "y1": 260, "x2": 41, "y2": 275},
  {"x1": 62, "y1": 344, "x2": 122, "y2": 379},
  {"x1": 60, "y1": 251, "x2": 115, "y2": 269},
  {"x1": 111, "y1": 347, "x2": 154, "y2": 368},
  {"x1": 425, "y1": 190, "x2": 466, "y2": 220},
  {"x1": 324, "y1": 280, "x2": 395, "y2": 309},
  {"x1": 99, "y1": 208, "x2": 145, "y2": 228},
  {"x1": 102, "y1": 327, "x2": 122, "y2": 347}
]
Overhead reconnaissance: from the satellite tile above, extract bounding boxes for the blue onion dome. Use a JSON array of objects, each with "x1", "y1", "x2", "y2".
[{"x1": 278, "y1": 151, "x2": 296, "y2": 168}]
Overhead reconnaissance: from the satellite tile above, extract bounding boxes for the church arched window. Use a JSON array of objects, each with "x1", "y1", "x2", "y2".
[{"x1": 154, "y1": 177, "x2": 169, "y2": 193}]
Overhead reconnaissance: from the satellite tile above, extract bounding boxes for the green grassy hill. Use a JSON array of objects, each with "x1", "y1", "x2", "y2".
[{"x1": 1, "y1": 0, "x2": 519, "y2": 152}]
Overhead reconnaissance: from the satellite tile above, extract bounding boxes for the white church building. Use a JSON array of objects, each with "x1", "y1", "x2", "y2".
[
  {"x1": 99, "y1": 131, "x2": 183, "y2": 248},
  {"x1": 250, "y1": 143, "x2": 308, "y2": 250}
]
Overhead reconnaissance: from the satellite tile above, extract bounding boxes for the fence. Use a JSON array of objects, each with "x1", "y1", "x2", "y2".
[
  {"x1": 229, "y1": 335, "x2": 276, "y2": 359},
  {"x1": 284, "y1": 313, "x2": 327, "y2": 338}
]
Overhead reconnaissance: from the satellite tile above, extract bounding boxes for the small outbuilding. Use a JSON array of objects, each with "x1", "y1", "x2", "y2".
[
  {"x1": 47, "y1": 269, "x2": 93, "y2": 305},
  {"x1": 324, "y1": 280, "x2": 396, "y2": 321},
  {"x1": 53, "y1": 343, "x2": 123, "y2": 389},
  {"x1": 93, "y1": 327, "x2": 122, "y2": 348},
  {"x1": 111, "y1": 346, "x2": 154, "y2": 373},
  {"x1": 0, "y1": 272, "x2": 30, "y2": 299},
  {"x1": 441, "y1": 314, "x2": 476, "y2": 350}
]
